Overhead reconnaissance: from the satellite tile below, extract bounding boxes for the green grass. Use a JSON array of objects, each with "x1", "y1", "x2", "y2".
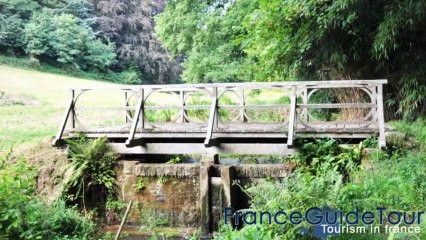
[
  {"x1": 0, "y1": 64, "x2": 123, "y2": 150},
  {"x1": 392, "y1": 119, "x2": 426, "y2": 151},
  {"x1": 0, "y1": 106, "x2": 59, "y2": 149},
  {"x1": 0, "y1": 54, "x2": 127, "y2": 83},
  {"x1": 0, "y1": 64, "x2": 176, "y2": 150}
]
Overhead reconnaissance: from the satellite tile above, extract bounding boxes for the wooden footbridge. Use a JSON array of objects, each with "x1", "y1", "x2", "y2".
[{"x1": 53, "y1": 80, "x2": 387, "y2": 155}]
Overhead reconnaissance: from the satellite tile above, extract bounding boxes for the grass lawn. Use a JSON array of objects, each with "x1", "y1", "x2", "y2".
[{"x1": 0, "y1": 65, "x2": 123, "y2": 150}]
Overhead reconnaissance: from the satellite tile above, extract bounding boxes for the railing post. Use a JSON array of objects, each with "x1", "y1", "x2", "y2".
[
  {"x1": 377, "y1": 84, "x2": 386, "y2": 148},
  {"x1": 140, "y1": 89, "x2": 145, "y2": 130},
  {"x1": 287, "y1": 86, "x2": 297, "y2": 147},
  {"x1": 303, "y1": 88, "x2": 309, "y2": 122},
  {"x1": 213, "y1": 87, "x2": 218, "y2": 128},
  {"x1": 240, "y1": 89, "x2": 247, "y2": 122},
  {"x1": 180, "y1": 90, "x2": 187, "y2": 123},
  {"x1": 124, "y1": 91, "x2": 128, "y2": 123},
  {"x1": 70, "y1": 89, "x2": 75, "y2": 129}
]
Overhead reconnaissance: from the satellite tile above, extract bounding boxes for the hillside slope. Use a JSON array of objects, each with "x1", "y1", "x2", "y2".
[{"x1": 0, "y1": 65, "x2": 122, "y2": 149}]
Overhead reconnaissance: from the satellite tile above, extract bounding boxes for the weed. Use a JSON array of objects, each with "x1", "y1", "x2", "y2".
[
  {"x1": 134, "y1": 177, "x2": 148, "y2": 192},
  {"x1": 139, "y1": 204, "x2": 170, "y2": 230},
  {"x1": 362, "y1": 135, "x2": 379, "y2": 148},
  {"x1": 158, "y1": 176, "x2": 171, "y2": 185},
  {"x1": 167, "y1": 154, "x2": 189, "y2": 164}
]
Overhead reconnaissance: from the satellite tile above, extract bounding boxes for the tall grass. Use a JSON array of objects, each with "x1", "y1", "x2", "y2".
[{"x1": 216, "y1": 122, "x2": 426, "y2": 239}]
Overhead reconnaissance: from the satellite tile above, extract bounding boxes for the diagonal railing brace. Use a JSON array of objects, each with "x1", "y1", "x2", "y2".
[
  {"x1": 52, "y1": 90, "x2": 74, "y2": 146},
  {"x1": 125, "y1": 90, "x2": 144, "y2": 147},
  {"x1": 204, "y1": 97, "x2": 218, "y2": 146}
]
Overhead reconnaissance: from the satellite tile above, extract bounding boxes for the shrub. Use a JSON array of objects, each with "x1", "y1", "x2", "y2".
[
  {"x1": 24, "y1": 9, "x2": 116, "y2": 71},
  {"x1": 0, "y1": 154, "x2": 95, "y2": 239},
  {"x1": 216, "y1": 132, "x2": 426, "y2": 239}
]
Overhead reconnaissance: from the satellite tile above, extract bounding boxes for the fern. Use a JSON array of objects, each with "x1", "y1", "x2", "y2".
[{"x1": 61, "y1": 135, "x2": 117, "y2": 212}]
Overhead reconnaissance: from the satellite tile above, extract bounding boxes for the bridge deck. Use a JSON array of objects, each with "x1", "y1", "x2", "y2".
[
  {"x1": 69, "y1": 122, "x2": 378, "y2": 135},
  {"x1": 53, "y1": 80, "x2": 387, "y2": 154}
]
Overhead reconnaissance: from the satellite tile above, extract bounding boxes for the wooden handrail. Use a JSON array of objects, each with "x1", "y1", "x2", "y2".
[{"x1": 70, "y1": 79, "x2": 388, "y2": 92}]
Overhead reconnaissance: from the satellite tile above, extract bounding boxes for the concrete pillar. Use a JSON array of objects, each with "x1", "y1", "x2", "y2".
[
  {"x1": 221, "y1": 166, "x2": 235, "y2": 208},
  {"x1": 201, "y1": 153, "x2": 219, "y2": 165},
  {"x1": 221, "y1": 166, "x2": 235, "y2": 225},
  {"x1": 200, "y1": 165, "x2": 212, "y2": 233}
]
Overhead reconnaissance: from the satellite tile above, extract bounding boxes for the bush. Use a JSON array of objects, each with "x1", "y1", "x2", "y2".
[
  {"x1": 24, "y1": 9, "x2": 116, "y2": 71},
  {"x1": 0, "y1": 54, "x2": 141, "y2": 84},
  {"x1": 0, "y1": 154, "x2": 95, "y2": 239},
  {"x1": 216, "y1": 133, "x2": 426, "y2": 239}
]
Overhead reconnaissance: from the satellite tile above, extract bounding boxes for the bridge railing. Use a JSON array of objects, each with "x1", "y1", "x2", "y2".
[{"x1": 53, "y1": 80, "x2": 387, "y2": 148}]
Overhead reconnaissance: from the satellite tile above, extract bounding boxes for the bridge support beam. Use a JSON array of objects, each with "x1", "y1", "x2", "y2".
[
  {"x1": 221, "y1": 166, "x2": 235, "y2": 218},
  {"x1": 200, "y1": 165, "x2": 213, "y2": 233},
  {"x1": 201, "y1": 154, "x2": 219, "y2": 165}
]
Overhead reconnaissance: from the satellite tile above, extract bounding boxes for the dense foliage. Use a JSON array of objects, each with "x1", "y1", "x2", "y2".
[
  {"x1": 25, "y1": 10, "x2": 115, "y2": 71},
  {"x1": 0, "y1": 0, "x2": 179, "y2": 84},
  {"x1": 156, "y1": 0, "x2": 426, "y2": 118},
  {"x1": 0, "y1": 0, "x2": 115, "y2": 70},
  {"x1": 0, "y1": 154, "x2": 96, "y2": 239},
  {"x1": 88, "y1": 0, "x2": 181, "y2": 83},
  {"x1": 215, "y1": 122, "x2": 426, "y2": 239}
]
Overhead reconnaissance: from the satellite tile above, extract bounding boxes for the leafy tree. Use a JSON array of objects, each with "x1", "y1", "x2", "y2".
[
  {"x1": 157, "y1": 0, "x2": 426, "y2": 118},
  {"x1": 24, "y1": 9, "x2": 116, "y2": 70},
  {"x1": 0, "y1": 0, "x2": 39, "y2": 51},
  {"x1": 243, "y1": 0, "x2": 426, "y2": 118},
  {"x1": 89, "y1": 0, "x2": 181, "y2": 83},
  {"x1": 0, "y1": 14, "x2": 24, "y2": 48},
  {"x1": 156, "y1": 0, "x2": 257, "y2": 83}
]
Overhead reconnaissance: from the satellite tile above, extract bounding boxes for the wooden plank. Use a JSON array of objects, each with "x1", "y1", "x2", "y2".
[
  {"x1": 144, "y1": 105, "x2": 210, "y2": 110},
  {"x1": 76, "y1": 106, "x2": 137, "y2": 111},
  {"x1": 220, "y1": 104, "x2": 290, "y2": 109},
  {"x1": 71, "y1": 80, "x2": 388, "y2": 92},
  {"x1": 297, "y1": 103, "x2": 376, "y2": 109},
  {"x1": 132, "y1": 79, "x2": 388, "y2": 90},
  {"x1": 74, "y1": 132, "x2": 289, "y2": 139},
  {"x1": 110, "y1": 143, "x2": 297, "y2": 155}
]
